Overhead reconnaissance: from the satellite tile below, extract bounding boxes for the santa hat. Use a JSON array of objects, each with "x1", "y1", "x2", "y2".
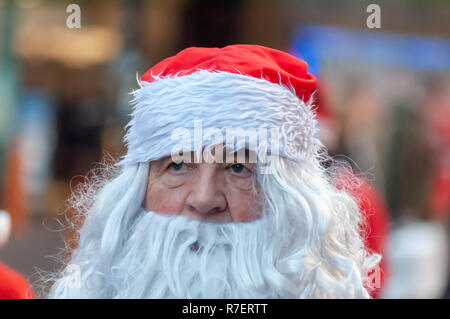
[{"x1": 119, "y1": 44, "x2": 320, "y2": 166}]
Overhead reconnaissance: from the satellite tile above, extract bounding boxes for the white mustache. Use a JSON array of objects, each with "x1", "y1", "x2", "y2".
[{"x1": 111, "y1": 209, "x2": 278, "y2": 299}]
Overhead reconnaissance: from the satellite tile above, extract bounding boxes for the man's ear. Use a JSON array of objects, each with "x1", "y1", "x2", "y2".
[{"x1": 0, "y1": 210, "x2": 11, "y2": 247}]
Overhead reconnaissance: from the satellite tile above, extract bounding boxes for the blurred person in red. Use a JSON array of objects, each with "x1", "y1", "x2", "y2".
[
  {"x1": 423, "y1": 78, "x2": 450, "y2": 222},
  {"x1": 382, "y1": 93, "x2": 447, "y2": 298},
  {"x1": 315, "y1": 79, "x2": 391, "y2": 298},
  {"x1": 423, "y1": 77, "x2": 450, "y2": 298},
  {"x1": 0, "y1": 210, "x2": 35, "y2": 299}
]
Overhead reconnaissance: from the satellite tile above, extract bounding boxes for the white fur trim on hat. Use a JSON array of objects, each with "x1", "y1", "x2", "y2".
[{"x1": 119, "y1": 69, "x2": 321, "y2": 166}]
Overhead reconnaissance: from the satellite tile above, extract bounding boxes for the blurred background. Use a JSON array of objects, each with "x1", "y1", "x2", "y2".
[{"x1": 0, "y1": 0, "x2": 449, "y2": 298}]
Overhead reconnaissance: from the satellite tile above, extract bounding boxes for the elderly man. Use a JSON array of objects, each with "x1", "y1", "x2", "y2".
[{"x1": 48, "y1": 45, "x2": 379, "y2": 298}]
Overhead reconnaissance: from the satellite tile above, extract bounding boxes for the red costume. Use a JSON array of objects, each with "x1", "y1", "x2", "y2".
[{"x1": 0, "y1": 261, "x2": 34, "y2": 299}]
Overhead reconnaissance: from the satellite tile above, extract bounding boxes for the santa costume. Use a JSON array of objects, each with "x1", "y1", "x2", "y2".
[{"x1": 47, "y1": 45, "x2": 380, "y2": 299}]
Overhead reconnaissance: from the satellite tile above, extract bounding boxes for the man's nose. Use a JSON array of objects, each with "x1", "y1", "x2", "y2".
[{"x1": 185, "y1": 165, "x2": 227, "y2": 219}]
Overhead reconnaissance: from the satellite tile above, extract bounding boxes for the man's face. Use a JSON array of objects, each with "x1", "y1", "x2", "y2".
[{"x1": 144, "y1": 149, "x2": 262, "y2": 223}]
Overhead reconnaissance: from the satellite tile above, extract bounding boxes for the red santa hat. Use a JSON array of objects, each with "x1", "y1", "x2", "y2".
[{"x1": 119, "y1": 44, "x2": 320, "y2": 166}]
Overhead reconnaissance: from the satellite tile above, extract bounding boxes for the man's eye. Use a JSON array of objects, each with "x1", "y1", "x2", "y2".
[
  {"x1": 169, "y1": 162, "x2": 185, "y2": 171},
  {"x1": 230, "y1": 163, "x2": 249, "y2": 174}
]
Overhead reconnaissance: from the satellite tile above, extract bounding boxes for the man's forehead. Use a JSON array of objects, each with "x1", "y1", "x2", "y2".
[{"x1": 155, "y1": 147, "x2": 258, "y2": 165}]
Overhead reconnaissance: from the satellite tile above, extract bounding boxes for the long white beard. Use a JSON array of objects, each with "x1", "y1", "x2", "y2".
[
  {"x1": 51, "y1": 209, "x2": 303, "y2": 299},
  {"x1": 46, "y1": 162, "x2": 376, "y2": 299},
  {"x1": 119, "y1": 210, "x2": 283, "y2": 298}
]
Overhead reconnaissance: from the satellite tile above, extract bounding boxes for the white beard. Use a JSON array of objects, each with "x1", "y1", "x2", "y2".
[
  {"x1": 46, "y1": 163, "x2": 376, "y2": 299},
  {"x1": 118, "y1": 210, "x2": 279, "y2": 298},
  {"x1": 51, "y1": 209, "x2": 304, "y2": 299}
]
